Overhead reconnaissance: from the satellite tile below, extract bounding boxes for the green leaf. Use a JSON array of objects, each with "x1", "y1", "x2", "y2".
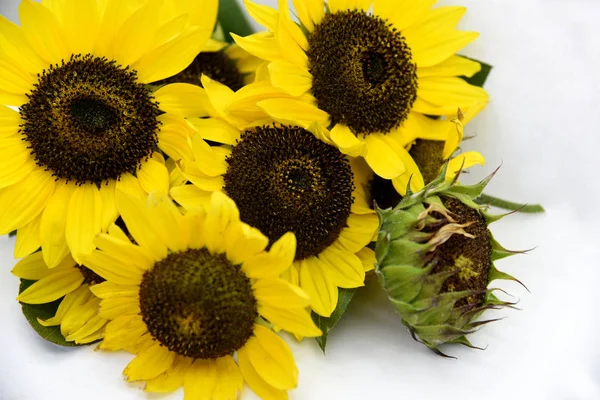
[
  {"x1": 312, "y1": 287, "x2": 357, "y2": 353},
  {"x1": 18, "y1": 279, "x2": 82, "y2": 347},
  {"x1": 218, "y1": 0, "x2": 256, "y2": 43},
  {"x1": 461, "y1": 57, "x2": 493, "y2": 88}
]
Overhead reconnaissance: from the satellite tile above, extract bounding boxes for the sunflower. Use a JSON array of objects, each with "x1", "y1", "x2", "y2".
[
  {"x1": 79, "y1": 190, "x2": 321, "y2": 399},
  {"x1": 172, "y1": 122, "x2": 379, "y2": 317},
  {"x1": 0, "y1": 0, "x2": 217, "y2": 267},
  {"x1": 232, "y1": 0, "x2": 489, "y2": 180},
  {"x1": 11, "y1": 251, "x2": 107, "y2": 344},
  {"x1": 152, "y1": 39, "x2": 263, "y2": 91}
]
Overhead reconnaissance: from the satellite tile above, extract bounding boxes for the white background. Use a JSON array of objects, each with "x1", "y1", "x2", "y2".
[{"x1": 1, "y1": 0, "x2": 600, "y2": 399}]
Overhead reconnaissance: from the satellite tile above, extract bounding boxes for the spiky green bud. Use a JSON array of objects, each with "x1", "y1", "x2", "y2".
[{"x1": 375, "y1": 165, "x2": 525, "y2": 357}]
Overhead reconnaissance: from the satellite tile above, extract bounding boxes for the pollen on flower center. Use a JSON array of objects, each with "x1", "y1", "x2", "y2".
[
  {"x1": 431, "y1": 197, "x2": 492, "y2": 308},
  {"x1": 224, "y1": 126, "x2": 354, "y2": 260},
  {"x1": 139, "y1": 248, "x2": 257, "y2": 359},
  {"x1": 306, "y1": 10, "x2": 418, "y2": 135},
  {"x1": 20, "y1": 54, "x2": 160, "y2": 185},
  {"x1": 153, "y1": 50, "x2": 245, "y2": 91}
]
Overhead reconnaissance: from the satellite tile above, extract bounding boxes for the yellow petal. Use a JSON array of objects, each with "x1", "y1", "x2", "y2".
[
  {"x1": 14, "y1": 214, "x2": 41, "y2": 259},
  {"x1": 201, "y1": 74, "x2": 235, "y2": 117},
  {"x1": 18, "y1": 0, "x2": 70, "y2": 64},
  {"x1": 292, "y1": 0, "x2": 325, "y2": 31},
  {"x1": 238, "y1": 345, "x2": 288, "y2": 400},
  {"x1": 268, "y1": 60, "x2": 312, "y2": 96},
  {"x1": 17, "y1": 268, "x2": 84, "y2": 304},
  {"x1": 204, "y1": 191, "x2": 240, "y2": 254},
  {"x1": 242, "y1": 232, "x2": 296, "y2": 278},
  {"x1": 375, "y1": 0, "x2": 436, "y2": 31},
  {"x1": 409, "y1": 31, "x2": 480, "y2": 68},
  {"x1": 0, "y1": 168, "x2": 55, "y2": 235},
  {"x1": 94, "y1": 234, "x2": 153, "y2": 271},
  {"x1": 170, "y1": 184, "x2": 212, "y2": 212},
  {"x1": 0, "y1": 16, "x2": 46, "y2": 75},
  {"x1": 40, "y1": 182, "x2": 74, "y2": 268},
  {"x1": 187, "y1": 117, "x2": 240, "y2": 146},
  {"x1": 65, "y1": 314, "x2": 106, "y2": 343},
  {"x1": 190, "y1": 134, "x2": 229, "y2": 177},
  {"x1": 356, "y1": 247, "x2": 376, "y2": 272},
  {"x1": 259, "y1": 304, "x2": 322, "y2": 337},
  {"x1": 244, "y1": 0, "x2": 278, "y2": 31},
  {"x1": 253, "y1": 279, "x2": 311, "y2": 309},
  {"x1": 80, "y1": 250, "x2": 144, "y2": 285},
  {"x1": 56, "y1": 0, "x2": 100, "y2": 54},
  {"x1": 417, "y1": 76, "x2": 489, "y2": 110},
  {"x1": 275, "y1": 0, "x2": 308, "y2": 65},
  {"x1": 100, "y1": 314, "x2": 147, "y2": 351},
  {"x1": 99, "y1": 180, "x2": 118, "y2": 232},
  {"x1": 125, "y1": 342, "x2": 176, "y2": 381},
  {"x1": 0, "y1": 104, "x2": 20, "y2": 136},
  {"x1": 37, "y1": 286, "x2": 89, "y2": 326},
  {"x1": 115, "y1": 190, "x2": 168, "y2": 260},
  {"x1": 145, "y1": 356, "x2": 192, "y2": 393},
  {"x1": 184, "y1": 359, "x2": 218, "y2": 400},
  {"x1": 12, "y1": 251, "x2": 73, "y2": 280},
  {"x1": 138, "y1": 157, "x2": 170, "y2": 195},
  {"x1": 89, "y1": 281, "x2": 139, "y2": 299},
  {"x1": 153, "y1": 83, "x2": 211, "y2": 118},
  {"x1": 417, "y1": 55, "x2": 482, "y2": 78},
  {"x1": 134, "y1": 26, "x2": 212, "y2": 83},
  {"x1": 318, "y1": 244, "x2": 365, "y2": 288},
  {"x1": 0, "y1": 136, "x2": 34, "y2": 188},
  {"x1": 363, "y1": 134, "x2": 406, "y2": 179},
  {"x1": 257, "y1": 98, "x2": 330, "y2": 128},
  {"x1": 330, "y1": 124, "x2": 365, "y2": 157},
  {"x1": 60, "y1": 294, "x2": 100, "y2": 336},
  {"x1": 213, "y1": 356, "x2": 243, "y2": 400},
  {"x1": 244, "y1": 324, "x2": 297, "y2": 390},
  {"x1": 329, "y1": 0, "x2": 371, "y2": 13},
  {"x1": 115, "y1": 172, "x2": 147, "y2": 202},
  {"x1": 99, "y1": 296, "x2": 140, "y2": 320},
  {"x1": 231, "y1": 32, "x2": 282, "y2": 63},
  {"x1": 158, "y1": 124, "x2": 194, "y2": 162},
  {"x1": 446, "y1": 151, "x2": 485, "y2": 180},
  {"x1": 65, "y1": 184, "x2": 102, "y2": 264},
  {"x1": 337, "y1": 213, "x2": 378, "y2": 253},
  {"x1": 299, "y1": 257, "x2": 338, "y2": 317},
  {"x1": 226, "y1": 224, "x2": 269, "y2": 265}
]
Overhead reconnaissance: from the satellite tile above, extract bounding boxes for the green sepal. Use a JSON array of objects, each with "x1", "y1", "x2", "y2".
[
  {"x1": 379, "y1": 265, "x2": 427, "y2": 303},
  {"x1": 411, "y1": 323, "x2": 476, "y2": 344},
  {"x1": 490, "y1": 235, "x2": 527, "y2": 261},
  {"x1": 461, "y1": 57, "x2": 493, "y2": 88},
  {"x1": 218, "y1": 0, "x2": 255, "y2": 43},
  {"x1": 412, "y1": 268, "x2": 459, "y2": 302},
  {"x1": 18, "y1": 279, "x2": 83, "y2": 347},
  {"x1": 312, "y1": 287, "x2": 357, "y2": 353}
]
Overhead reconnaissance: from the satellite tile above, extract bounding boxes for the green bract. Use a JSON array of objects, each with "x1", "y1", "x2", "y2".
[{"x1": 374, "y1": 165, "x2": 525, "y2": 357}]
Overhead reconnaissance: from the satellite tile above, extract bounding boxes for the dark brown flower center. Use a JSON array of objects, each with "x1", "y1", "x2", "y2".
[
  {"x1": 20, "y1": 54, "x2": 160, "y2": 184},
  {"x1": 306, "y1": 10, "x2": 418, "y2": 135},
  {"x1": 223, "y1": 126, "x2": 354, "y2": 260},
  {"x1": 139, "y1": 248, "x2": 257, "y2": 359},
  {"x1": 431, "y1": 197, "x2": 492, "y2": 308},
  {"x1": 153, "y1": 50, "x2": 245, "y2": 91}
]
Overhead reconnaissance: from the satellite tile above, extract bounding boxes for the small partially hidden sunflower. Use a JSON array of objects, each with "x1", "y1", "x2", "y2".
[
  {"x1": 0, "y1": 0, "x2": 216, "y2": 267},
  {"x1": 80, "y1": 190, "x2": 321, "y2": 399},
  {"x1": 12, "y1": 252, "x2": 107, "y2": 344},
  {"x1": 172, "y1": 122, "x2": 378, "y2": 317},
  {"x1": 152, "y1": 39, "x2": 263, "y2": 92},
  {"x1": 370, "y1": 109, "x2": 486, "y2": 209},
  {"x1": 233, "y1": 0, "x2": 488, "y2": 180}
]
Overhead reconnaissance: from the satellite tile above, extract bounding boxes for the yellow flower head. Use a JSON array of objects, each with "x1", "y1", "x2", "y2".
[
  {"x1": 12, "y1": 251, "x2": 107, "y2": 344},
  {"x1": 80, "y1": 190, "x2": 321, "y2": 399},
  {"x1": 233, "y1": 0, "x2": 489, "y2": 180},
  {"x1": 172, "y1": 123, "x2": 379, "y2": 317},
  {"x1": 152, "y1": 39, "x2": 264, "y2": 92},
  {"x1": 0, "y1": 0, "x2": 217, "y2": 266}
]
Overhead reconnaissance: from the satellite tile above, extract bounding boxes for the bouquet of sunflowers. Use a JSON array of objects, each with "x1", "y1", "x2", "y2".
[{"x1": 0, "y1": 0, "x2": 543, "y2": 398}]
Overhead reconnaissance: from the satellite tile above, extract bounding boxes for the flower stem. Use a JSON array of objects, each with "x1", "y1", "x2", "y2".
[{"x1": 475, "y1": 194, "x2": 545, "y2": 213}]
